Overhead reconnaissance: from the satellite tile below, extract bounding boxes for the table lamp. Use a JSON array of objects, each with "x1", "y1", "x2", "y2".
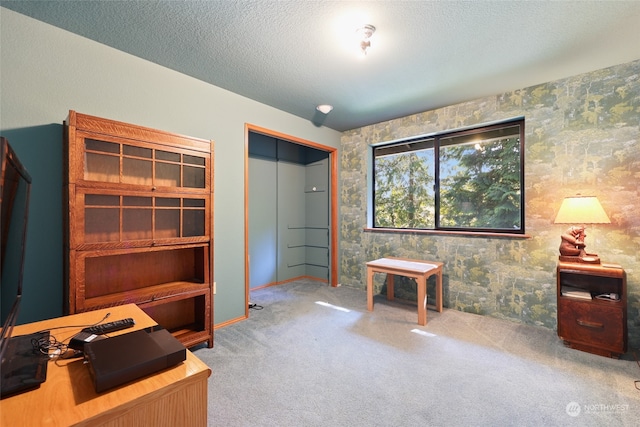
[{"x1": 553, "y1": 195, "x2": 610, "y2": 264}]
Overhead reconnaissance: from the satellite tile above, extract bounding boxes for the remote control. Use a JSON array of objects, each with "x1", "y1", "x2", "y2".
[{"x1": 82, "y1": 318, "x2": 135, "y2": 335}]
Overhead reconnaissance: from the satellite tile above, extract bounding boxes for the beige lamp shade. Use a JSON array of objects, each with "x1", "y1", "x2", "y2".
[{"x1": 554, "y1": 196, "x2": 611, "y2": 224}]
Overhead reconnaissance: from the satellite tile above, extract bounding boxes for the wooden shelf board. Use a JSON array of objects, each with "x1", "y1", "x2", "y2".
[{"x1": 82, "y1": 281, "x2": 209, "y2": 309}]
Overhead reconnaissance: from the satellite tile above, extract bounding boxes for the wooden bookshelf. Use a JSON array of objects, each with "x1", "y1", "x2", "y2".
[{"x1": 64, "y1": 111, "x2": 214, "y2": 348}]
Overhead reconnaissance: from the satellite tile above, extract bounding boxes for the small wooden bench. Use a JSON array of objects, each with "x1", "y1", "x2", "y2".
[{"x1": 366, "y1": 257, "x2": 443, "y2": 326}]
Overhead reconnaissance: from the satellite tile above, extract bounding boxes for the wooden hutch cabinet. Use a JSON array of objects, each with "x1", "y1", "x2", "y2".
[
  {"x1": 556, "y1": 262, "x2": 626, "y2": 358},
  {"x1": 64, "y1": 111, "x2": 214, "y2": 348}
]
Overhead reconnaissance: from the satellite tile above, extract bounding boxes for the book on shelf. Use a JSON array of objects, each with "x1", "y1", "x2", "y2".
[{"x1": 561, "y1": 286, "x2": 592, "y2": 300}]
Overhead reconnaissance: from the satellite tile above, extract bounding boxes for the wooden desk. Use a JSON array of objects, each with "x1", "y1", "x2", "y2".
[
  {"x1": 367, "y1": 257, "x2": 443, "y2": 326},
  {"x1": 0, "y1": 304, "x2": 211, "y2": 427}
]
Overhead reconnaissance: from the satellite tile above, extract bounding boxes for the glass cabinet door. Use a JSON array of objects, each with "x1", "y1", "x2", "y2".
[
  {"x1": 84, "y1": 139, "x2": 120, "y2": 183},
  {"x1": 122, "y1": 145, "x2": 153, "y2": 186},
  {"x1": 122, "y1": 196, "x2": 153, "y2": 240},
  {"x1": 82, "y1": 138, "x2": 206, "y2": 189},
  {"x1": 182, "y1": 154, "x2": 206, "y2": 188},
  {"x1": 82, "y1": 191, "x2": 207, "y2": 245},
  {"x1": 155, "y1": 150, "x2": 182, "y2": 187},
  {"x1": 84, "y1": 194, "x2": 121, "y2": 243}
]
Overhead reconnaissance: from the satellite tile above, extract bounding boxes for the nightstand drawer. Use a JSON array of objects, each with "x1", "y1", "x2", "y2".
[{"x1": 557, "y1": 298, "x2": 624, "y2": 351}]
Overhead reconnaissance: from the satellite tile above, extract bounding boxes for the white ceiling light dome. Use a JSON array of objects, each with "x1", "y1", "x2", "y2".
[{"x1": 316, "y1": 104, "x2": 333, "y2": 114}]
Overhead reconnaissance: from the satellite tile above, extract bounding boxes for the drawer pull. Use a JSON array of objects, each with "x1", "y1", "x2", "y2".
[{"x1": 576, "y1": 319, "x2": 604, "y2": 329}]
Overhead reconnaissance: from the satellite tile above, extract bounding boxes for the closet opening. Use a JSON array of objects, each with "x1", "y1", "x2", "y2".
[{"x1": 245, "y1": 125, "x2": 338, "y2": 315}]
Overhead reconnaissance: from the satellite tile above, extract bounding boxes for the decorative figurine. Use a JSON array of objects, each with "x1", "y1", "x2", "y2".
[{"x1": 558, "y1": 225, "x2": 599, "y2": 263}]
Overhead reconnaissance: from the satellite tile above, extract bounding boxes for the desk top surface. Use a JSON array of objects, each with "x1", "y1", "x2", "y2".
[
  {"x1": 366, "y1": 257, "x2": 442, "y2": 273},
  {"x1": 0, "y1": 304, "x2": 211, "y2": 427}
]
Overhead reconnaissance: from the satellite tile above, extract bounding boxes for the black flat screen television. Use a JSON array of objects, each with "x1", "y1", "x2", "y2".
[{"x1": 0, "y1": 136, "x2": 48, "y2": 398}]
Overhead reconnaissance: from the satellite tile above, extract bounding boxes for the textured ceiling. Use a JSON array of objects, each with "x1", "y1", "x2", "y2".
[{"x1": 3, "y1": 1, "x2": 640, "y2": 131}]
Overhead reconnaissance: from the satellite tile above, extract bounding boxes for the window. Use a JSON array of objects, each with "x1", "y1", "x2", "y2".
[{"x1": 373, "y1": 118, "x2": 524, "y2": 233}]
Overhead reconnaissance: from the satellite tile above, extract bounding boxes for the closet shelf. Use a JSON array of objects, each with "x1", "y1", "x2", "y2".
[
  {"x1": 287, "y1": 262, "x2": 328, "y2": 269},
  {"x1": 287, "y1": 244, "x2": 328, "y2": 249}
]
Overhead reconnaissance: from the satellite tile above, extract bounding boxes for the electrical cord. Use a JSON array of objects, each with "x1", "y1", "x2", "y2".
[
  {"x1": 32, "y1": 334, "x2": 66, "y2": 356},
  {"x1": 30, "y1": 312, "x2": 112, "y2": 361}
]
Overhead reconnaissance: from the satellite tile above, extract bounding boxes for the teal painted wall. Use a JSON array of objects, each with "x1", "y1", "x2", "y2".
[
  {"x1": 0, "y1": 9, "x2": 341, "y2": 325},
  {"x1": 340, "y1": 59, "x2": 640, "y2": 348}
]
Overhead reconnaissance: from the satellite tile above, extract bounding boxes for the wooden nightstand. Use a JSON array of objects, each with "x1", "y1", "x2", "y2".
[{"x1": 556, "y1": 262, "x2": 627, "y2": 358}]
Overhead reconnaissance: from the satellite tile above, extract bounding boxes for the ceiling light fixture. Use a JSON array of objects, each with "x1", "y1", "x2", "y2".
[
  {"x1": 316, "y1": 104, "x2": 333, "y2": 114},
  {"x1": 356, "y1": 24, "x2": 376, "y2": 56}
]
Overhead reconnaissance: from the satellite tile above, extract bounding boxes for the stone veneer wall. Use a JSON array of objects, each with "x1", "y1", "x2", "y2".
[{"x1": 340, "y1": 59, "x2": 640, "y2": 346}]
